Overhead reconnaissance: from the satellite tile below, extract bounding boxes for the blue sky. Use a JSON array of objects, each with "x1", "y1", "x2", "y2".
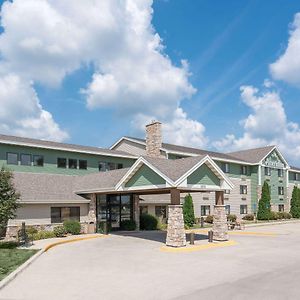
[{"x1": 0, "y1": 0, "x2": 300, "y2": 164}]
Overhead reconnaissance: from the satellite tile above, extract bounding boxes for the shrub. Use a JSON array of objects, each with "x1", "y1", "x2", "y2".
[
  {"x1": 277, "y1": 212, "x2": 284, "y2": 219},
  {"x1": 63, "y1": 220, "x2": 81, "y2": 235},
  {"x1": 290, "y1": 186, "x2": 300, "y2": 218},
  {"x1": 97, "y1": 221, "x2": 111, "y2": 234},
  {"x1": 282, "y1": 212, "x2": 292, "y2": 219},
  {"x1": 205, "y1": 215, "x2": 213, "y2": 224},
  {"x1": 227, "y1": 214, "x2": 237, "y2": 222},
  {"x1": 140, "y1": 214, "x2": 158, "y2": 230},
  {"x1": 26, "y1": 226, "x2": 38, "y2": 235},
  {"x1": 183, "y1": 194, "x2": 195, "y2": 228},
  {"x1": 257, "y1": 181, "x2": 272, "y2": 220},
  {"x1": 53, "y1": 225, "x2": 66, "y2": 237},
  {"x1": 32, "y1": 230, "x2": 56, "y2": 240},
  {"x1": 120, "y1": 220, "x2": 136, "y2": 231},
  {"x1": 157, "y1": 220, "x2": 167, "y2": 230},
  {"x1": 270, "y1": 211, "x2": 279, "y2": 220},
  {"x1": 242, "y1": 214, "x2": 255, "y2": 221},
  {"x1": 0, "y1": 241, "x2": 18, "y2": 249}
]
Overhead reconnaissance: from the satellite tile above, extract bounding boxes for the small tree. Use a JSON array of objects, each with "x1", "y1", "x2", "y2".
[
  {"x1": 183, "y1": 194, "x2": 195, "y2": 228},
  {"x1": 257, "y1": 181, "x2": 271, "y2": 220},
  {"x1": 290, "y1": 186, "x2": 300, "y2": 218},
  {"x1": 0, "y1": 167, "x2": 20, "y2": 236}
]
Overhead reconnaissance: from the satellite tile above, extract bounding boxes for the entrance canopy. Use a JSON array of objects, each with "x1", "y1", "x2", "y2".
[{"x1": 74, "y1": 155, "x2": 234, "y2": 196}]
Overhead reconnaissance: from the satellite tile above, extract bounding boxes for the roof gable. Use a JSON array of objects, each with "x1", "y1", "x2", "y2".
[{"x1": 187, "y1": 163, "x2": 220, "y2": 186}]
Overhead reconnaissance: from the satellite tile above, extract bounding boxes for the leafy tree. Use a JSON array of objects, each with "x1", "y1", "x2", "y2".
[
  {"x1": 257, "y1": 181, "x2": 271, "y2": 220},
  {"x1": 0, "y1": 167, "x2": 20, "y2": 236},
  {"x1": 290, "y1": 186, "x2": 300, "y2": 218},
  {"x1": 183, "y1": 194, "x2": 195, "y2": 228}
]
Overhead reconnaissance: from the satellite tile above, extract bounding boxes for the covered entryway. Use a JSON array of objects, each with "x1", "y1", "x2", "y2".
[{"x1": 75, "y1": 155, "x2": 234, "y2": 247}]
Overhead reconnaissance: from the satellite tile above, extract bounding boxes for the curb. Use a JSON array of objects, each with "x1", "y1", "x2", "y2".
[
  {"x1": 246, "y1": 220, "x2": 300, "y2": 228},
  {"x1": 0, "y1": 234, "x2": 106, "y2": 290}
]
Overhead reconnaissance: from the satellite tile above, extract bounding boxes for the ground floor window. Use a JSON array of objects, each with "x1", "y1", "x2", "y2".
[
  {"x1": 225, "y1": 205, "x2": 230, "y2": 215},
  {"x1": 201, "y1": 205, "x2": 210, "y2": 216},
  {"x1": 140, "y1": 205, "x2": 148, "y2": 215},
  {"x1": 278, "y1": 204, "x2": 284, "y2": 212},
  {"x1": 240, "y1": 205, "x2": 248, "y2": 215},
  {"x1": 155, "y1": 206, "x2": 167, "y2": 219},
  {"x1": 51, "y1": 207, "x2": 80, "y2": 223}
]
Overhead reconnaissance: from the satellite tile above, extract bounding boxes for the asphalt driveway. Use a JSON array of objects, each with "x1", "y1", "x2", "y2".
[{"x1": 1, "y1": 223, "x2": 300, "y2": 300}]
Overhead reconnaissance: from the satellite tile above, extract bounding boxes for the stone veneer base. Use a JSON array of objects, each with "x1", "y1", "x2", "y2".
[{"x1": 213, "y1": 205, "x2": 229, "y2": 241}]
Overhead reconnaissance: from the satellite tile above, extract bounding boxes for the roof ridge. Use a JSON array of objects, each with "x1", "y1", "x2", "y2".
[{"x1": 228, "y1": 145, "x2": 275, "y2": 154}]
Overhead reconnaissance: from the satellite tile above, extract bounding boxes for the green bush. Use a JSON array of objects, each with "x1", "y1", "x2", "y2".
[
  {"x1": 97, "y1": 221, "x2": 111, "y2": 233},
  {"x1": 120, "y1": 220, "x2": 136, "y2": 231},
  {"x1": 282, "y1": 212, "x2": 292, "y2": 219},
  {"x1": 205, "y1": 215, "x2": 213, "y2": 224},
  {"x1": 242, "y1": 214, "x2": 255, "y2": 221},
  {"x1": 183, "y1": 194, "x2": 195, "y2": 228},
  {"x1": 270, "y1": 211, "x2": 279, "y2": 220},
  {"x1": 257, "y1": 181, "x2": 272, "y2": 220},
  {"x1": 140, "y1": 214, "x2": 158, "y2": 230},
  {"x1": 290, "y1": 186, "x2": 300, "y2": 218},
  {"x1": 157, "y1": 220, "x2": 167, "y2": 230},
  {"x1": 0, "y1": 241, "x2": 18, "y2": 249},
  {"x1": 53, "y1": 225, "x2": 66, "y2": 237},
  {"x1": 26, "y1": 226, "x2": 38, "y2": 235},
  {"x1": 63, "y1": 220, "x2": 81, "y2": 235},
  {"x1": 227, "y1": 214, "x2": 237, "y2": 222},
  {"x1": 32, "y1": 230, "x2": 56, "y2": 240}
]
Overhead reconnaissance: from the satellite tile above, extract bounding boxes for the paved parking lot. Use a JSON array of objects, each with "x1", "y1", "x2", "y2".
[{"x1": 1, "y1": 223, "x2": 300, "y2": 300}]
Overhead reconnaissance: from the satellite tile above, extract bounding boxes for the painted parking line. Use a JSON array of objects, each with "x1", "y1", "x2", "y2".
[
  {"x1": 160, "y1": 240, "x2": 238, "y2": 253},
  {"x1": 189, "y1": 229, "x2": 277, "y2": 237}
]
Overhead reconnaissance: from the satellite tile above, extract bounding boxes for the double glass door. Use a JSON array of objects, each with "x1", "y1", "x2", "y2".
[{"x1": 97, "y1": 194, "x2": 133, "y2": 230}]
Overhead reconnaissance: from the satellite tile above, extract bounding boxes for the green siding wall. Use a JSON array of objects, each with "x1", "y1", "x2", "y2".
[
  {"x1": 0, "y1": 144, "x2": 135, "y2": 175},
  {"x1": 187, "y1": 164, "x2": 220, "y2": 186},
  {"x1": 125, "y1": 165, "x2": 166, "y2": 187},
  {"x1": 215, "y1": 161, "x2": 251, "y2": 179}
]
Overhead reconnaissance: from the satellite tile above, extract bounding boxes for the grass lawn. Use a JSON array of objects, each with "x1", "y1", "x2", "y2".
[{"x1": 0, "y1": 248, "x2": 39, "y2": 281}]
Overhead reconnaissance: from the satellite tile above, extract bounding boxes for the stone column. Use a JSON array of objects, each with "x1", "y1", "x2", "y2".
[
  {"x1": 87, "y1": 193, "x2": 97, "y2": 233},
  {"x1": 133, "y1": 194, "x2": 140, "y2": 230},
  {"x1": 166, "y1": 189, "x2": 186, "y2": 247},
  {"x1": 213, "y1": 191, "x2": 228, "y2": 241}
]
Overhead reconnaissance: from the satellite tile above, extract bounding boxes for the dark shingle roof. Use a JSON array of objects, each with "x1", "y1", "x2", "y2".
[
  {"x1": 0, "y1": 133, "x2": 136, "y2": 158},
  {"x1": 125, "y1": 136, "x2": 247, "y2": 162},
  {"x1": 290, "y1": 166, "x2": 300, "y2": 172},
  {"x1": 227, "y1": 146, "x2": 275, "y2": 164}
]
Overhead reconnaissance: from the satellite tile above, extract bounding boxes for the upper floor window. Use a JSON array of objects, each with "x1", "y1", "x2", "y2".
[
  {"x1": 33, "y1": 155, "x2": 44, "y2": 167},
  {"x1": 294, "y1": 173, "x2": 300, "y2": 181},
  {"x1": 278, "y1": 186, "x2": 284, "y2": 195},
  {"x1": 224, "y1": 189, "x2": 230, "y2": 194},
  {"x1": 99, "y1": 162, "x2": 123, "y2": 172},
  {"x1": 7, "y1": 152, "x2": 18, "y2": 165},
  {"x1": 222, "y1": 163, "x2": 230, "y2": 173},
  {"x1": 265, "y1": 167, "x2": 271, "y2": 176},
  {"x1": 240, "y1": 185, "x2": 248, "y2": 194},
  {"x1": 20, "y1": 154, "x2": 31, "y2": 166},
  {"x1": 79, "y1": 160, "x2": 87, "y2": 170},
  {"x1": 68, "y1": 159, "x2": 77, "y2": 169},
  {"x1": 57, "y1": 158, "x2": 67, "y2": 168},
  {"x1": 278, "y1": 169, "x2": 283, "y2": 177},
  {"x1": 241, "y1": 165, "x2": 247, "y2": 175}
]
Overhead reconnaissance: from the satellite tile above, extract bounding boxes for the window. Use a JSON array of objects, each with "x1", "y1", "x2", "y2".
[
  {"x1": 51, "y1": 207, "x2": 80, "y2": 223},
  {"x1": 241, "y1": 165, "x2": 247, "y2": 175},
  {"x1": 99, "y1": 162, "x2": 123, "y2": 172},
  {"x1": 99, "y1": 162, "x2": 107, "y2": 172},
  {"x1": 7, "y1": 152, "x2": 18, "y2": 165},
  {"x1": 20, "y1": 154, "x2": 31, "y2": 166},
  {"x1": 140, "y1": 206, "x2": 148, "y2": 215},
  {"x1": 117, "y1": 163, "x2": 123, "y2": 169},
  {"x1": 278, "y1": 169, "x2": 283, "y2": 177},
  {"x1": 278, "y1": 186, "x2": 284, "y2": 195},
  {"x1": 240, "y1": 185, "x2": 247, "y2": 194},
  {"x1": 68, "y1": 159, "x2": 77, "y2": 169},
  {"x1": 201, "y1": 205, "x2": 210, "y2": 216},
  {"x1": 278, "y1": 204, "x2": 284, "y2": 212},
  {"x1": 294, "y1": 173, "x2": 300, "y2": 181},
  {"x1": 224, "y1": 189, "x2": 230, "y2": 194},
  {"x1": 222, "y1": 163, "x2": 230, "y2": 173},
  {"x1": 265, "y1": 167, "x2": 271, "y2": 176},
  {"x1": 224, "y1": 197, "x2": 229, "y2": 201},
  {"x1": 155, "y1": 206, "x2": 167, "y2": 219},
  {"x1": 225, "y1": 205, "x2": 230, "y2": 215},
  {"x1": 203, "y1": 197, "x2": 209, "y2": 200},
  {"x1": 57, "y1": 158, "x2": 67, "y2": 168},
  {"x1": 240, "y1": 205, "x2": 248, "y2": 214},
  {"x1": 33, "y1": 155, "x2": 44, "y2": 167},
  {"x1": 79, "y1": 160, "x2": 87, "y2": 170}
]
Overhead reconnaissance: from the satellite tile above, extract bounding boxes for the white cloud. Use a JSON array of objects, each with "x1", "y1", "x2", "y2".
[
  {"x1": 213, "y1": 85, "x2": 300, "y2": 165},
  {"x1": 270, "y1": 12, "x2": 300, "y2": 86},
  {"x1": 0, "y1": 0, "x2": 204, "y2": 144},
  {"x1": 0, "y1": 74, "x2": 68, "y2": 141}
]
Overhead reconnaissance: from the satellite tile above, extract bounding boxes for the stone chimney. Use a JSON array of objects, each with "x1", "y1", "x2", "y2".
[{"x1": 146, "y1": 120, "x2": 162, "y2": 157}]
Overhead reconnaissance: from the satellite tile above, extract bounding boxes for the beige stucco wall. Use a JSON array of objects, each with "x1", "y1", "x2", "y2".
[{"x1": 8, "y1": 203, "x2": 89, "y2": 226}]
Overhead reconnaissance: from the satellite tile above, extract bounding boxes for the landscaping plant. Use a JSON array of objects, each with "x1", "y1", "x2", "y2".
[
  {"x1": 120, "y1": 220, "x2": 136, "y2": 231},
  {"x1": 63, "y1": 220, "x2": 81, "y2": 235},
  {"x1": 140, "y1": 213, "x2": 158, "y2": 230},
  {"x1": 183, "y1": 194, "x2": 195, "y2": 228},
  {"x1": 0, "y1": 167, "x2": 20, "y2": 237},
  {"x1": 290, "y1": 186, "x2": 300, "y2": 218},
  {"x1": 53, "y1": 225, "x2": 66, "y2": 237},
  {"x1": 257, "y1": 181, "x2": 272, "y2": 220}
]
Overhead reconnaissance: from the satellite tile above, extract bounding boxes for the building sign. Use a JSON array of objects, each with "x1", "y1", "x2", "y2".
[{"x1": 263, "y1": 151, "x2": 284, "y2": 169}]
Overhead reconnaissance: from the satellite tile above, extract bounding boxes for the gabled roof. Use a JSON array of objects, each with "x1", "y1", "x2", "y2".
[
  {"x1": 113, "y1": 136, "x2": 249, "y2": 163},
  {"x1": 0, "y1": 133, "x2": 137, "y2": 159}
]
